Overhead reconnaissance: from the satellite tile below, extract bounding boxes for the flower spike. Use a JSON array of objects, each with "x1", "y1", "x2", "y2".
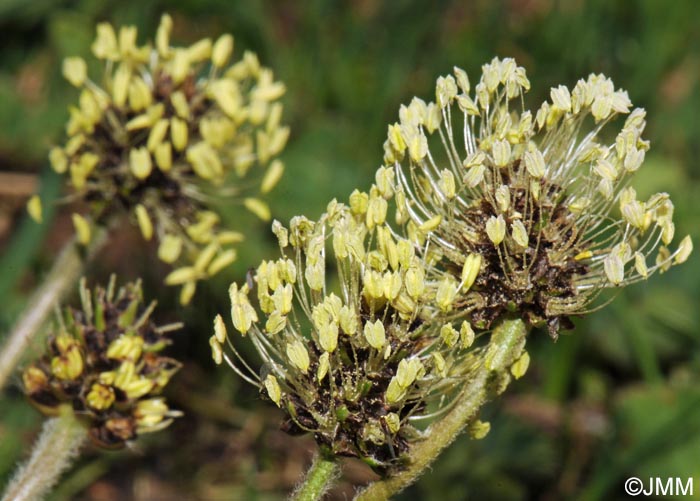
[
  {"x1": 212, "y1": 198, "x2": 498, "y2": 472},
  {"x1": 382, "y1": 57, "x2": 692, "y2": 337},
  {"x1": 23, "y1": 278, "x2": 182, "y2": 448},
  {"x1": 39, "y1": 15, "x2": 288, "y2": 304}
]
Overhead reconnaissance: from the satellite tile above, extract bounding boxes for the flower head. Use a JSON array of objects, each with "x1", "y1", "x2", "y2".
[
  {"x1": 211, "y1": 197, "x2": 489, "y2": 472},
  {"x1": 41, "y1": 15, "x2": 288, "y2": 304},
  {"x1": 382, "y1": 57, "x2": 692, "y2": 337},
  {"x1": 22, "y1": 277, "x2": 182, "y2": 448}
]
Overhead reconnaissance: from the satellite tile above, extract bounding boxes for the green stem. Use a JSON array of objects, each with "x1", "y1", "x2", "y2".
[
  {"x1": 2, "y1": 411, "x2": 87, "y2": 501},
  {"x1": 291, "y1": 456, "x2": 340, "y2": 501},
  {"x1": 0, "y1": 229, "x2": 106, "y2": 391},
  {"x1": 355, "y1": 318, "x2": 527, "y2": 501}
]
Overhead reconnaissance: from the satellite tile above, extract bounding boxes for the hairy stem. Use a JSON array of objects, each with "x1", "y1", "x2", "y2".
[
  {"x1": 0, "y1": 229, "x2": 106, "y2": 391},
  {"x1": 2, "y1": 411, "x2": 87, "y2": 501},
  {"x1": 291, "y1": 456, "x2": 340, "y2": 501},
  {"x1": 355, "y1": 318, "x2": 527, "y2": 501}
]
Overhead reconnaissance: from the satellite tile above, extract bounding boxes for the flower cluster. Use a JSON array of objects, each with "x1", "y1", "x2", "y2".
[
  {"x1": 37, "y1": 15, "x2": 288, "y2": 304},
  {"x1": 209, "y1": 195, "x2": 523, "y2": 471},
  {"x1": 22, "y1": 278, "x2": 182, "y2": 448},
  {"x1": 211, "y1": 57, "x2": 692, "y2": 478},
  {"x1": 381, "y1": 57, "x2": 692, "y2": 337}
]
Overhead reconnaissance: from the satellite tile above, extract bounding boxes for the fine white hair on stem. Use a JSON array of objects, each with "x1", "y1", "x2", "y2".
[{"x1": 2, "y1": 414, "x2": 86, "y2": 501}]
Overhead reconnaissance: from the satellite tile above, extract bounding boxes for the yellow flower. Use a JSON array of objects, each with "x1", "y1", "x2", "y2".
[
  {"x1": 213, "y1": 201, "x2": 488, "y2": 472},
  {"x1": 26, "y1": 195, "x2": 43, "y2": 223},
  {"x1": 381, "y1": 57, "x2": 692, "y2": 337},
  {"x1": 23, "y1": 279, "x2": 182, "y2": 449},
  {"x1": 62, "y1": 57, "x2": 87, "y2": 87},
  {"x1": 35, "y1": 15, "x2": 288, "y2": 304}
]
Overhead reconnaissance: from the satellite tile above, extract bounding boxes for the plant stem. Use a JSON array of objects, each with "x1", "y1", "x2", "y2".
[
  {"x1": 355, "y1": 318, "x2": 527, "y2": 501},
  {"x1": 2, "y1": 411, "x2": 87, "y2": 501},
  {"x1": 0, "y1": 229, "x2": 106, "y2": 391},
  {"x1": 291, "y1": 456, "x2": 340, "y2": 501}
]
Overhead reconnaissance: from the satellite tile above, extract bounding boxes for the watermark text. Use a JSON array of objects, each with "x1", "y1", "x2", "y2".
[{"x1": 625, "y1": 477, "x2": 694, "y2": 497}]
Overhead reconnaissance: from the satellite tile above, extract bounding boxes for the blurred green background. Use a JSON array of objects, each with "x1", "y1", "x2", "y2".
[{"x1": 0, "y1": 0, "x2": 699, "y2": 499}]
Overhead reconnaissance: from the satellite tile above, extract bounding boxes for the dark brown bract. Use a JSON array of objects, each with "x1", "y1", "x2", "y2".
[
  {"x1": 22, "y1": 278, "x2": 182, "y2": 449},
  {"x1": 38, "y1": 15, "x2": 289, "y2": 304},
  {"x1": 276, "y1": 309, "x2": 421, "y2": 472},
  {"x1": 212, "y1": 202, "x2": 485, "y2": 474},
  {"x1": 447, "y1": 172, "x2": 589, "y2": 337},
  {"x1": 383, "y1": 58, "x2": 691, "y2": 339}
]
